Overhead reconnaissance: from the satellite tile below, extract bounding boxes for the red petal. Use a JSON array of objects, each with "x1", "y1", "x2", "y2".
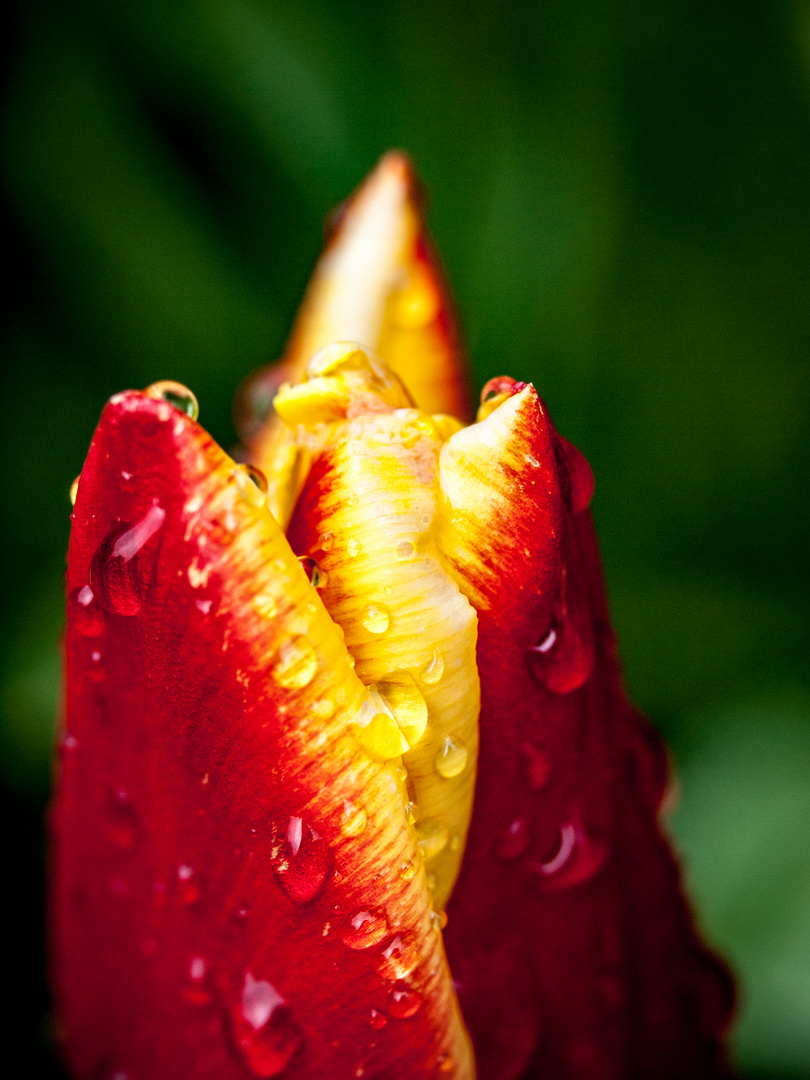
[
  {"x1": 440, "y1": 397, "x2": 734, "y2": 1079},
  {"x1": 52, "y1": 391, "x2": 474, "y2": 1080}
]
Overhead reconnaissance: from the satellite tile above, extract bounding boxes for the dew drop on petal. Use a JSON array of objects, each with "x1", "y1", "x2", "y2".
[
  {"x1": 69, "y1": 476, "x2": 80, "y2": 506},
  {"x1": 232, "y1": 464, "x2": 268, "y2": 508},
  {"x1": 339, "y1": 908, "x2": 389, "y2": 950},
  {"x1": 176, "y1": 863, "x2": 201, "y2": 905},
  {"x1": 68, "y1": 585, "x2": 106, "y2": 637},
  {"x1": 144, "y1": 380, "x2": 199, "y2": 421},
  {"x1": 253, "y1": 592, "x2": 278, "y2": 620},
  {"x1": 395, "y1": 540, "x2": 414, "y2": 560},
  {"x1": 231, "y1": 973, "x2": 304, "y2": 1078},
  {"x1": 90, "y1": 504, "x2": 166, "y2": 616},
  {"x1": 529, "y1": 820, "x2": 609, "y2": 891},
  {"x1": 421, "y1": 651, "x2": 444, "y2": 686},
  {"x1": 430, "y1": 909, "x2": 448, "y2": 932},
  {"x1": 298, "y1": 556, "x2": 327, "y2": 588},
  {"x1": 362, "y1": 603, "x2": 390, "y2": 635},
  {"x1": 368, "y1": 1009, "x2": 387, "y2": 1030},
  {"x1": 437, "y1": 1054, "x2": 455, "y2": 1073},
  {"x1": 416, "y1": 817, "x2": 449, "y2": 861},
  {"x1": 387, "y1": 984, "x2": 422, "y2": 1019},
  {"x1": 497, "y1": 816, "x2": 530, "y2": 860},
  {"x1": 398, "y1": 860, "x2": 416, "y2": 882},
  {"x1": 377, "y1": 672, "x2": 428, "y2": 748},
  {"x1": 182, "y1": 954, "x2": 212, "y2": 1006},
  {"x1": 376, "y1": 933, "x2": 420, "y2": 981},
  {"x1": 346, "y1": 537, "x2": 362, "y2": 558},
  {"x1": 434, "y1": 736, "x2": 468, "y2": 779},
  {"x1": 275, "y1": 637, "x2": 317, "y2": 690},
  {"x1": 272, "y1": 818, "x2": 333, "y2": 904},
  {"x1": 340, "y1": 801, "x2": 367, "y2": 838},
  {"x1": 88, "y1": 648, "x2": 106, "y2": 683},
  {"x1": 404, "y1": 802, "x2": 419, "y2": 826}
]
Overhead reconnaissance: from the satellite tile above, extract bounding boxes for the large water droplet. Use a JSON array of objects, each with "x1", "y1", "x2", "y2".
[
  {"x1": 298, "y1": 556, "x2": 327, "y2": 588},
  {"x1": 274, "y1": 637, "x2": 317, "y2": 689},
  {"x1": 434, "y1": 736, "x2": 468, "y2": 779},
  {"x1": 68, "y1": 585, "x2": 106, "y2": 637},
  {"x1": 90, "y1": 503, "x2": 166, "y2": 616},
  {"x1": 339, "y1": 908, "x2": 389, "y2": 950},
  {"x1": 272, "y1": 816, "x2": 333, "y2": 904},
  {"x1": 362, "y1": 603, "x2": 390, "y2": 635},
  {"x1": 529, "y1": 820, "x2": 608, "y2": 891},
  {"x1": 377, "y1": 672, "x2": 428, "y2": 748},
  {"x1": 387, "y1": 983, "x2": 422, "y2": 1019},
  {"x1": 232, "y1": 973, "x2": 304, "y2": 1078},
  {"x1": 145, "y1": 380, "x2": 199, "y2": 422},
  {"x1": 416, "y1": 817, "x2": 449, "y2": 861},
  {"x1": 376, "y1": 933, "x2": 419, "y2": 981}
]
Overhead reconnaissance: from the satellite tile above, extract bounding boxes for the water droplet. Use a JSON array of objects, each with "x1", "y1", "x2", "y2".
[
  {"x1": 253, "y1": 592, "x2": 278, "y2": 620},
  {"x1": 69, "y1": 475, "x2": 80, "y2": 506},
  {"x1": 437, "y1": 1054, "x2": 455, "y2": 1073},
  {"x1": 68, "y1": 585, "x2": 106, "y2": 637},
  {"x1": 387, "y1": 983, "x2": 422, "y2": 1019},
  {"x1": 416, "y1": 818, "x2": 449, "y2": 861},
  {"x1": 404, "y1": 802, "x2": 419, "y2": 826},
  {"x1": 88, "y1": 648, "x2": 106, "y2": 683},
  {"x1": 340, "y1": 801, "x2": 367, "y2": 838},
  {"x1": 59, "y1": 733, "x2": 79, "y2": 756},
  {"x1": 176, "y1": 863, "x2": 201, "y2": 905},
  {"x1": 529, "y1": 820, "x2": 608, "y2": 891},
  {"x1": 376, "y1": 933, "x2": 419, "y2": 980},
  {"x1": 319, "y1": 530, "x2": 335, "y2": 551},
  {"x1": 521, "y1": 742, "x2": 551, "y2": 790},
  {"x1": 232, "y1": 464, "x2": 268, "y2": 508},
  {"x1": 398, "y1": 860, "x2": 416, "y2": 882},
  {"x1": 377, "y1": 671, "x2": 428, "y2": 748},
  {"x1": 339, "y1": 908, "x2": 388, "y2": 950},
  {"x1": 527, "y1": 604, "x2": 593, "y2": 695},
  {"x1": 362, "y1": 603, "x2": 390, "y2": 635},
  {"x1": 532, "y1": 626, "x2": 557, "y2": 654},
  {"x1": 351, "y1": 701, "x2": 408, "y2": 759},
  {"x1": 275, "y1": 637, "x2": 317, "y2": 689},
  {"x1": 421, "y1": 651, "x2": 444, "y2": 686},
  {"x1": 144, "y1": 380, "x2": 199, "y2": 422},
  {"x1": 434, "y1": 736, "x2": 468, "y2": 779},
  {"x1": 90, "y1": 503, "x2": 166, "y2": 616},
  {"x1": 346, "y1": 537, "x2": 362, "y2": 558},
  {"x1": 106, "y1": 787, "x2": 141, "y2": 849},
  {"x1": 182, "y1": 954, "x2": 212, "y2": 1006},
  {"x1": 430, "y1": 909, "x2": 448, "y2": 931},
  {"x1": 395, "y1": 540, "x2": 414, "y2": 560},
  {"x1": 368, "y1": 1009, "x2": 387, "y2": 1030},
  {"x1": 497, "y1": 817, "x2": 529, "y2": 860},
  {"x1": 231, "y1": 973, "x2": 304, "y2": 1078},
  {"x1": 298, "y1": 556, "x2": 327, "y2": 588},
  {"x1": 272, "y1": 817, "x2": 333, "y2": 904},
  {"x1": 195, "y1": 598, "x2": 212, "y2": 615}
]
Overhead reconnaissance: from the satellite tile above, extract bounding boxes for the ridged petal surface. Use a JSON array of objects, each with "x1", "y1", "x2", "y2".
[
  {"x1": 52, "y1": 391, "x2": 475, "y2": 1080},
  {"x1": 438, "y1": 384, "x2": 734, "y2": 1080}
]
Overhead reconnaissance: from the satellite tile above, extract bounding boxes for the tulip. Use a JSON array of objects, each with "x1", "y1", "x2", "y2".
[{"x1": 51, "y1": 153, "x2": 734, "y2": 1080}]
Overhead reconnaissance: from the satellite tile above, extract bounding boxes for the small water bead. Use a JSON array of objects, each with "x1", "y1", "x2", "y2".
[
  {"x1": 69, "y1": 476, "x2": 80, "y2": 506},
  {"x1": 274, "y1": 637, "x2": 317, "y2": 690},
  {"x1": 176, "y1": 863, "x2": 201, "y2": 905},
  {"x1": 232, "y1": 973, "x2": 304, "y2": 1078},
  {"x1": 416, "y1": 818, "x2": 449, "y2": 861},
  {"x1": 68, "y1": 585, "x2": 106, "y2": 637},
  {"x1": 88, "y1": 649, "x2": 106, "y2": 683},
  {"x1": 404, "y1": 802, "x2": 419, "y2": 826},
  {"x1": 430, "y1": 909, "x2": 448, "y2": 932},
  {"x1": 182, "y1": 954, "x2": 212, "y2": 1006},
  {"x1": 340, "y1": 801, "x2": 367, "y2": 838},
  {"x1": 421, "y1": 651, "x2": 444, "y2": 686},
  {"x1": 195, "y1": 598, "x2": 213, "y2": 615},
  {"x1": 376, "y1": 933, "x2": 420, "y2": 981},
  {"x1": 437, "y1": 1054, "x2": 455, "y2": 1073},
  {"x1": 387, "y1": 984, "x2": 422, "y2": 1019},
  {"x1": 298, "y1": 556, "x2": 327, "y2": 588},
  {"x1": 272, "y1": 816, "x2": 333, "y2": 904},
  {"x1": 144, "y1": 380, "x2": 199, "y2": 422},
  {"x1": 398, "y1": 860, "x2": 416, "y2": 882},
  {"x1": 434, "y1": 736, "x2": 468, "y2": 779},
  {"x1": 90, "y1": 503, "x2": 166, "y2": 616},
  {"x1": 346, "y1": 537, "x2": 362, "y2": 558},
  {"x1": 253, "y1": 592, "x2": 278, "y2": 620},
  {"x1": 395, "y1": 540, "x2": 415, "y2": 560},
  {"x1": 233, "y1": 464, "x2": 268, "y2": 508},
  {"x1": 59, "y1": 733, "x2": 79, "y2": 756},
  {"x1": 362, "y1": 603, "x2": 391, "y2": 635},
  {"x1": 339, "y1": 908, "x2": 389, "y2": 950},
  {"x1": 368, "y1": 1009, "x2": 387, "y2": 1030},
  {"x1": 497, "y1": 817, "x2": 530, "y2": 860}
]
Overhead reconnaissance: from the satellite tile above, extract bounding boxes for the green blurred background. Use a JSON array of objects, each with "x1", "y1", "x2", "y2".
[{"x1": 2, "y1": 0, "x2": 808, "y2": 1075}]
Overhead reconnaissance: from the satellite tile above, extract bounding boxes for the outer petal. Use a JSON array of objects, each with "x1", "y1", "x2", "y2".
[
  {"x1": 438, "y1": 384, "x2": 734, "y2": 1080},
  {"x1": 243, "y1": 152, "x2": 471, "y2": 524},
  {"x1": 52, "y1": 391, "x2": 475, "y2": 1080}
]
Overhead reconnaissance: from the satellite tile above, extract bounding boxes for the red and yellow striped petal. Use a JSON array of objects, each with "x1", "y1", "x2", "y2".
[
  {"x1": 279, "y1": 347, "x2": 480, "y2": 912},
  {"x1": 245, "y1": 152, "x2": 471, "y2": 525},
  {"x1": 52, "y1": 389, "x2": 475, "y2": 1080}
]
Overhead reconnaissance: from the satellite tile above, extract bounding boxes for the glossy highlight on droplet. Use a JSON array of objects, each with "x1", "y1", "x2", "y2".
[
  {"x1": 434, "y1": 735, "x2": 468, "y2": 779},
  {"x1": 362, "y1": 602, "x2": 391, "y2": 634},
  {"x1": 67, "y1": 585, "x2": 106, "y2": 637},
  {"x1": 90, "y1": 503, "x2": 166, "y2": 616},
  {"x1": 144, "y1": 379, "x2": 199, "y2": 421},
  {"x1": 376, "y1": 933, "x2": 420, "y2": 980},
  {"x1": 387, "y1": 983, "x2": 422, "y2": 1019},
  {"x1": 231, "y1": 972, "x2": 304, "y2": 1078},
  {"x1": 271, "y1": 816, "x2": 333, "y2": 904},
  {"x1": 274, "y1": 637, "x2": 317, "y2": 690},
  {"x1": 339, "y1": 908, "x2": 388, "y2": 950},
  {"x1": 421, "y1": 651, "x2": 444, "y2": 686}
]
